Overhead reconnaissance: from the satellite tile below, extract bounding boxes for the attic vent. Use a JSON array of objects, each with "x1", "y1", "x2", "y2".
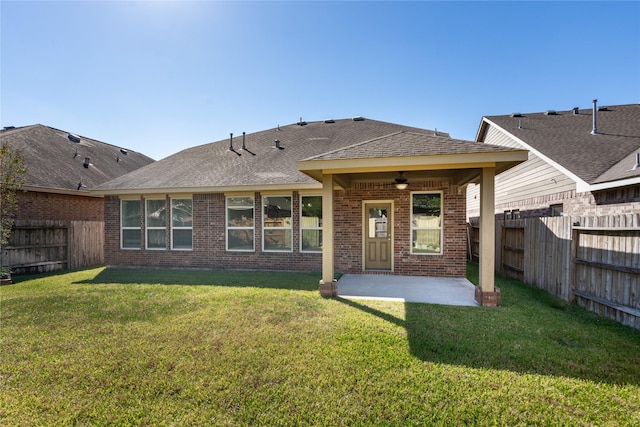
[
  {"x1": 324, "y1": 119, "x2": 335, "y2": 124},
  {"x1": 120, "y1": 148, "x2": 128, "y2": 155},
  {"x1": 68, "y1": 133, "x2": 81, "y2": 143},
  {"x1": 633, "y1": 152, "x2": 640, "y2": 170},
  {"x1": 598, "y1": 106, "x2": 610, "y2": 111},
  {"x1": 274, "y1": 139, "x2": 284, "y2": 150},
  {"x1": 572, "y1": 107, "x2": 580, "y2": 115},
  {"x1": 352, "y1": 116, "x2": 365, "y2": 121},
  {"x1": 297, "y1": 117, "x2": 307, "y2": 126},
  {"x1": 83, "y1": 157, "x2": 90, "y2": 168},
  {"x1": 510, "y1": 113, "x2": 522, "y2": 118},
  {"x1": 3, "y1": 126, "x2": 15, "y2": 130},
  {"x1": 544, "y1": 110, "x2": 557, "y2": 116}
]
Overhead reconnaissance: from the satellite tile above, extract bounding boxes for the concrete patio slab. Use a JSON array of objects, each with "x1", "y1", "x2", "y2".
[{"x1": 337, "y1": 274, "x2": 478, "y2": 306}]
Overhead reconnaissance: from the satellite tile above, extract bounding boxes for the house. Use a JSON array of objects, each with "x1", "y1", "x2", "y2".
[
  {"x1": 0, "y1": 124, "x2": 154, "y2": 273},
  {"x1": 467, "y1": 102, "x2": 640, "y2": 220},
  {"x1": 93, "y1": 117, "x2": 527, "y2": 305}
]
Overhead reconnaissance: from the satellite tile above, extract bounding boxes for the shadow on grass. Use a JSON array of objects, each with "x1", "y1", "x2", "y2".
[
  {"x1": 337, "y1": 267, "x2": 640, "y2": 387},
  {"x1": 74, "y1": 267, "x2": 320, "y2": 292},
  {"x1": 72, "y1": 265, "x2": 640, "y2": 386}
]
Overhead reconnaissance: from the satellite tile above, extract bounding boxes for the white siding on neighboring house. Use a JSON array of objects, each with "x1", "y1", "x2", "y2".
[{"x1": 467, "y1": 124, "x2": 576, "y2": 218}]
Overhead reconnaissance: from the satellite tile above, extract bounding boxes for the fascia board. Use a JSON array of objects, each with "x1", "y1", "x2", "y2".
[
  {"x1": 299, "y1": 151, "x2": 526, "y2": 175},
  {"x1": 24, "y1": 185, "x2": 103, "y2": 198},
  {"x1": 90, "y1": 182, "x2": 322, "y2": 197},
  {"x1": 475, "y1": 118, "x2": 490, "y2": 142},
  {"x1": 581, "y1": 176, "x2": 640, "y2": 192}
]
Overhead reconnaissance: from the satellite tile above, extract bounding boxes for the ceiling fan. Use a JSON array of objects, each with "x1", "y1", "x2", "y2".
[{"x1": 394, "y1": 171, "x2": 409, "y2": 190}]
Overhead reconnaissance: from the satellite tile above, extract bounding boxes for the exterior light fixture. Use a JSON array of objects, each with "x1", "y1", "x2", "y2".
[{"x1": 395, "y1": 172, "x2": 408, "y2": 190}]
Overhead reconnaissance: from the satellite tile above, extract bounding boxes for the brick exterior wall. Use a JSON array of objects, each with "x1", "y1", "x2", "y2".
[
  {"x1": 104, "y1": 180, "x2": 468, "y2": 277},
  {"x1": 334, "y1": 181, "x2": 467, "y2": 277},
  {"x1": 17, "y1": 191, "x2": 104, "y2": 221}
]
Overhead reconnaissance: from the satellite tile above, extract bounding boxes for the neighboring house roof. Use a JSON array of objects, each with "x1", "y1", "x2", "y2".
[
  {"x1": 94, "y1": 118, "x2": 461, "y2": 195},
  {"x1": 0, "y1": 124, "x2": 155, "y2": 194},
  {"x1": 478, "y1": 104, "x2": 640, "y2": 189}
]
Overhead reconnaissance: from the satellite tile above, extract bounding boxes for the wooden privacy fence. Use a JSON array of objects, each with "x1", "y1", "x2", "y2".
[
  {"x1": 469, "y1": 214, "x2": 640, "y2": 329},
  {"x1": 1, "y1": 220, "x2": 104, "y2": 274}
]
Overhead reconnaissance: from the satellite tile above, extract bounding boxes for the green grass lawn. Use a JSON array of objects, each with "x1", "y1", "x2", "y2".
[{"x1": 1, "y1": 264, "x2": 639, "y2": 426}]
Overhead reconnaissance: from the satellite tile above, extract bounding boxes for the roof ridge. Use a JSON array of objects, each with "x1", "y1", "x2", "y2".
[
  {"x1": 0, "y1": 124, "x2": 39, "y2": 134},
  {"x1": 303, "y1": 131, "x2": 406, "y2": 161},
  {"x1": 487, "y1": 103, "x2": 639, "y2": 118}
]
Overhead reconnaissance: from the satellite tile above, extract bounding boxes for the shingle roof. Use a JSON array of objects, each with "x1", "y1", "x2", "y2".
[
  {"x1": 0, "y1": 124, "x2": 154, "y2": 192},
  {"x1": 305, "y1": 131, "x2": 518, "y2": 161},
  {"x1": 94, "y1": 118, "x2": 454, "y2": 192},
  {"x1": 482, "y1": 104, "x2": 640, "y2": 184}
]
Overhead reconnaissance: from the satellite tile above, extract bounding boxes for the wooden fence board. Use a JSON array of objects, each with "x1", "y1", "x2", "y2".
[
  {"x1": 469, "y1": 214, "x2": 639, "y2": 329},
  {"x1": 1, "y1": 220, "x2": 104, "y2": 274}
]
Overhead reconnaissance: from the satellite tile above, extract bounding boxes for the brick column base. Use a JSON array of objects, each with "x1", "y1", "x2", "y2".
[
  {"x1": 475, "y1": 286, "x2": 501, "y2": 307},
  {"x1": 319, "y1": 279, "x2": 338, "y2": 298}
]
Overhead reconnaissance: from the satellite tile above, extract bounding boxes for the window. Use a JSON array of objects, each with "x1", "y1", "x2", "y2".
[
  {"x1": 263, "y1": 195, "x2": 292, "y2": 251},
  {"x1": 171, "y1": 198, "x2": 193, "y2": 250},
  {"x1": 121, "y1": 199, "x2": 141, "y2": 249},
  {"x1": 550, "y1": 204, "x2": 563, "y2": 217},
  {"x1": 227, "y1": 196, "x2": 254, "y2": 251},
  {"x1": 146, "y1": 199, "x2": 166, "y2": 249},
  {"x1": 301, "y1": 195, "x2": 322, "y2": 252},
  {"x1": 411, "y1": 192, "x2": 442, "y2": 255}
]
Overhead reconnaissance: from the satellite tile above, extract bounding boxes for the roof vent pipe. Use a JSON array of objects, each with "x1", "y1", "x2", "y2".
[
  {"x1": 228, "y1": 133, "x2": 241, "y2": 156},
  {"x1": 591, "y1": 99, "x2": 599, "y2": 135},
  {"x1": 240, "y1": 132, "x2": 255, "y2": 155}
]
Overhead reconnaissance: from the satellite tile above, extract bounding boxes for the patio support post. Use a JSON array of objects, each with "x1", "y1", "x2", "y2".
[
  {"x1": 476, "y1": 166, "x2": 500, "y2": 307},
  {"x1": 319, "y1": 173, "x2": 337, "y2": 297}
]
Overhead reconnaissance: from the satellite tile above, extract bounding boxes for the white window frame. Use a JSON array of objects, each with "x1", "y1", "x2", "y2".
[
  {"x1": 262, "y1": 194, "x2": 293, "y2": 252},
  {"x1": 410, "y1": 191, "x2": 443, "y2": 256},
  {"x1": 145, "y1": 198, "x2": 167, "y2": 250},
  {"x1": 226, "y1": 195, "x2": 255, "y2": 252},
  {"x1": 171, "y1": 198, "x2": 193, "y2": 250},
  {"x1": 300, "y1": 194, "x2": 322, "y2": 253},
  {"x1": 120, "y1": 199, "x2": 141, "y2": 250}
]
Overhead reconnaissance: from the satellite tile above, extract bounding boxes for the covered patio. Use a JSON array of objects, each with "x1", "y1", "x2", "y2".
[
  {"x1": 338, "y1": 274, "x2": 477, "y2": 306},
  {"x1": 298, "y1": 131, "x2": 528, "y2": 307}
]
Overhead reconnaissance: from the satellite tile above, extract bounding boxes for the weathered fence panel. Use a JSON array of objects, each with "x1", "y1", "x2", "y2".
[
  {"x1": 2, "y1": 220, "x2": 104, "y2": 274},
  {"x1": 68, "y1": 221, "x2": 104, "y2": 269},
  {"x1": 469, "y1": 214, "x2": 639, "y2": 329},
  {"x1": 3, "y1": 220, "x2": 68, "y2": 274},
  {"x1": 501, "y1": 220, "x2": 525, "y2": 282},
  {"x1": 524, "y1": 217, "x2": 573, "y2": 301},
  {"x1": 572, "y1": 215, "x2": 639, "y2": 329}
]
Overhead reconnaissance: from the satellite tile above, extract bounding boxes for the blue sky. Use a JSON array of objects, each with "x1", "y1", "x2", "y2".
[{"x1": 2, "y1": 1, "x2": 639, "y2": 160}]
